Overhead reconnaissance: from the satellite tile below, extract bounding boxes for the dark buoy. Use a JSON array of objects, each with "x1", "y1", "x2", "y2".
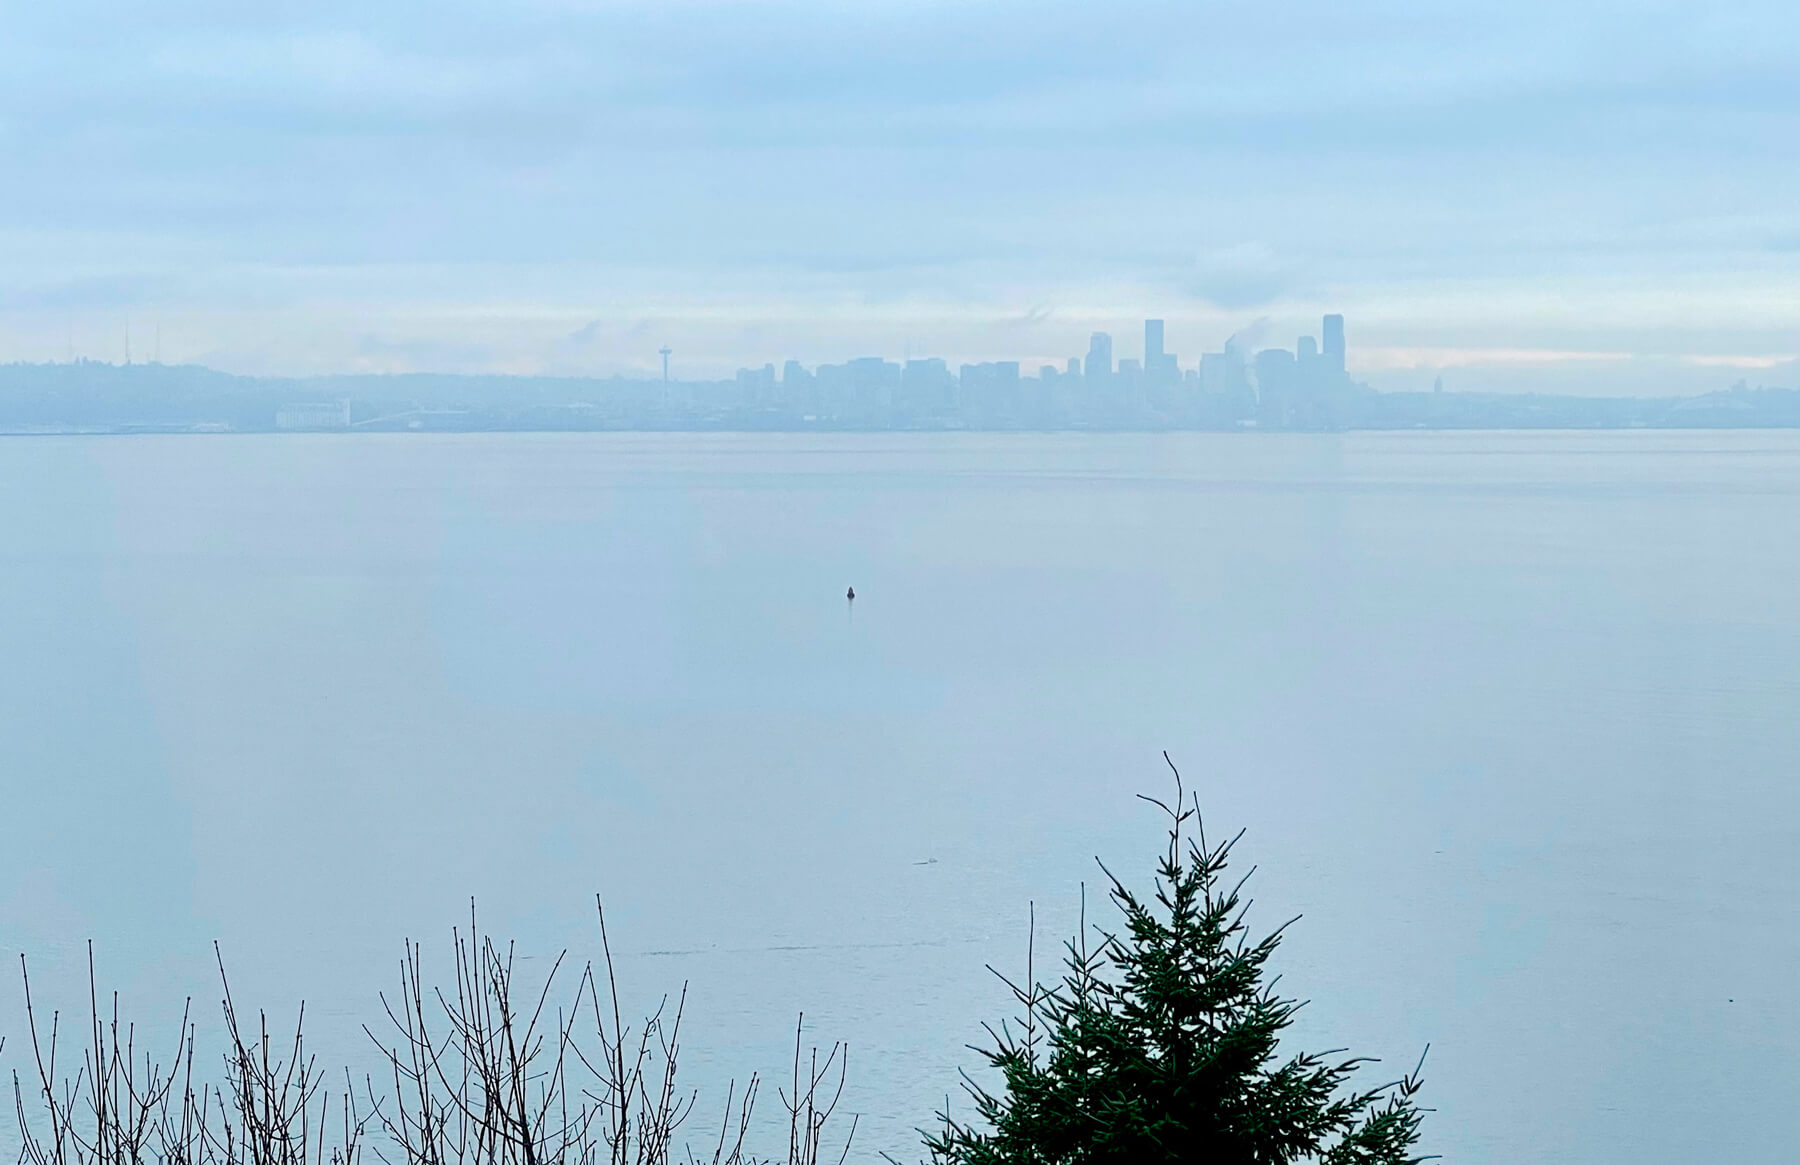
[{"x1": 846, "y1": 586, "x2": 856, "y2": 601}]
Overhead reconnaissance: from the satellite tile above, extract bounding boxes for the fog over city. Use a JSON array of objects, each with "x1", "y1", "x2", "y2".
[{"x1": 2, "y1": 0, "x2": 1796, "y2": 391}]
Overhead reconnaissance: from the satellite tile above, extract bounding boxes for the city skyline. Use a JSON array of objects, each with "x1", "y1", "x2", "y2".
[
  {"x1": 5, "y1": 303, "x2": 1796, "y2": 435},
  {"x1": 728, "y1": 314, "x2": 1359, "y2": 420},
  {"x1": 2, "y1": 2, "x2": 1794, "y2": 393},
  {"x1": 10, "y1": 303, "x2": 1795, "y2": 402},
  {"x1": 24, "y1": 306, "x2": 1797, "y2": 406},
  {"x1": 716, "y1": 313, "x2": 1367, "y2": 430}
]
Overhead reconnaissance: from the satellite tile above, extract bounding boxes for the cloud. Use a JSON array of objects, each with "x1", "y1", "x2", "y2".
[
  {"x1": 998, "y1": 305, "x2": 1054, "y2": 330},
  {"x1": 1373, "y1": 353, "x2": 1794, "y2": 398},
  {"x1": 1185, "y1": 246, "x2": 1302, "y2": 310},
  {"x1": 0, "y1": 0, "x2": 1796, "y2": 374},
  {"x1": 346, "y1": 330, "x2": 500, "y2": 372},
  {"x1": 1359, "y1": 346, "x2": 1635, "y2": 370},
  {"x1": 1225, "y1": 317, "x2": 1274, "y2": 353},
  {"x1": 0, "y1": 274, "x2": 172, "y2": 312}
]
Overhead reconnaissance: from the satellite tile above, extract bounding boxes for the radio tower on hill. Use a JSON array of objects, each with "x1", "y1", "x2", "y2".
[{"x1": 659, "y1": 346, "x2": 672, "y2": 382}]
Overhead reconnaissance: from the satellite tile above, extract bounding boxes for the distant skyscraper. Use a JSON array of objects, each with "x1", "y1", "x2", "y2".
[
  {"x1": 1086, "y1": 332, "x2": 1113, "y2": 380},
  {"x1": 735, "y1": 363, "x2": 776, "y2": 403},
  {"x1": 1066, "y1": 356, "x2": 1081, "y2": 377},
  {"x1": 1297, "y1": 336, "x2": 1317, "y2": 362},
  {"x1": 1143, "y1": 319, "x2": 1178, "y2": 386},
  {"x1": 1200, "y1": 350, "x2": 1247, "y2": 397},
  {"x1": 902, "y1": 357, "x2": 954, "y2": 414},
  {"x1": 959, "y1": 361, "x2": 1022, "y2": 425},
  {"x1": 1254, "y1": 348, "x2": 1295, "y2": 385},
  {"x1": 1253, "y1": 348, "x2": 1297, "y2": 427},
  {"x1": 1322, "y1": 314, "x2": 1345, "y2": 374}
]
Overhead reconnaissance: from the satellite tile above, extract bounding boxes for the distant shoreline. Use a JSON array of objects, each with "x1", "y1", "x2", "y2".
[
  {"x1": 3, "y1": 360, "x2": 1796, "y2": 434},
  {"x1": 7, "y1": 422, "x2": 1800, "y2": 437}
]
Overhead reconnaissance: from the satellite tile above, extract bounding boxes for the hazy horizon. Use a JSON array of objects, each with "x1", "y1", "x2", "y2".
[
  {"x1": 3, "y1": 1, "x2": 1796, "y2": 392},
  {"x1": 6, "y1": 332, "x2": 1800, "y2": 401}
]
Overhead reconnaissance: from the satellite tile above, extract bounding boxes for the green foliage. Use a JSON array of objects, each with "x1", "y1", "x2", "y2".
[{"x1": 922, "y1": 759, "x2": 1432, "y2": 1165}]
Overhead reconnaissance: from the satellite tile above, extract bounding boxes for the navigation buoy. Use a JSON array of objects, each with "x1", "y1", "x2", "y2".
[{"x1": 846, "y1": 586, "x2": 856, "y2": 601}]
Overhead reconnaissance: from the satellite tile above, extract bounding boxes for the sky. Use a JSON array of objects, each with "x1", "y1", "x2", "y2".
[{"x1": 0, "y1": 0, "x2": 1796, "y2": 392}]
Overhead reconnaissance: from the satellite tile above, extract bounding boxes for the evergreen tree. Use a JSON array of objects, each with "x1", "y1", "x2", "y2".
[{"x1": 923, "y1": 758, "x2": 1432, "y2": 1165}]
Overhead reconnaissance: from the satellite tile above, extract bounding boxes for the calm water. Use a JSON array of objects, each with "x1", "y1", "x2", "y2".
[{"x1": 2, "y1": 431, "x2": 1797, "y2": 1163}]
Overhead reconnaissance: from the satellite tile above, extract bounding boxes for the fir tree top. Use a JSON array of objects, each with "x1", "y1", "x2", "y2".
[{"x1": 920, "y1": 755, "x2": 1432, "y2": 1165}]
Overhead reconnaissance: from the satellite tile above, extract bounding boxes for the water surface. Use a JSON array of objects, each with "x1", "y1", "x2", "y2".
[{"x1": 2, "y1": 431, "x2": 1796, "y2": 1163}]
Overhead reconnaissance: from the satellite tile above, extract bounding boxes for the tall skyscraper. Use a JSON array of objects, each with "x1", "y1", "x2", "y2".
[
  {"x1": 1086, "y1": 332, "x2": 1113, "y2": 380},
  {"x1": 1144, "y1": 319, "x2": 1164, "y2": 369},
  {"x1": 1297, "y1": 335, "x2": 1318, "y2": 362},
  {"x1": 1322, "y1": 314, "x2": 1345, "y2": 375}
]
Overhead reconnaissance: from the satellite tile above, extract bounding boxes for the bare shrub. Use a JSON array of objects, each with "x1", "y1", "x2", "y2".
[
  {"x1": 11, "y1": 944, "x2": 364, "y2": 1165},
  {"x1": 9, "y1": 904, "x2": 850, "y2": 1165}
]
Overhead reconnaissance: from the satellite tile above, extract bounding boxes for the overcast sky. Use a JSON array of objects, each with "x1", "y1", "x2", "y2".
[{"x1": 1, "y1": 0, "x2": 1795, "y2": 390}]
